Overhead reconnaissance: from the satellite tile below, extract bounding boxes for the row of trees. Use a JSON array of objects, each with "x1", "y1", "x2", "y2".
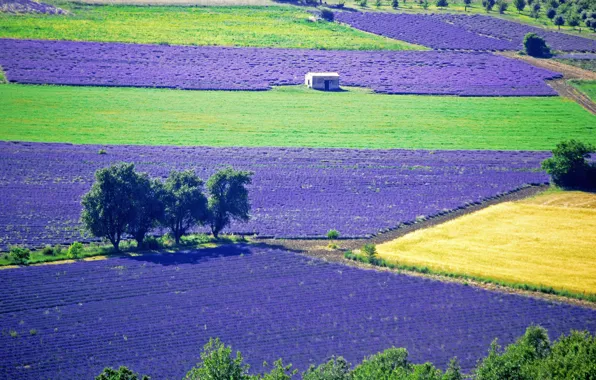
[
  {"x1": 81, "y1": 164, "x2": 253, "y2": 251},
  {"x1": 97, "y1": 326, "x2": 596, "y2": 380}
]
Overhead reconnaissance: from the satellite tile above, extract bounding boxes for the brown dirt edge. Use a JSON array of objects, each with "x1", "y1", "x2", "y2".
[{"x1": 261, "y1": 184, "x2": 596, "y2": 309}]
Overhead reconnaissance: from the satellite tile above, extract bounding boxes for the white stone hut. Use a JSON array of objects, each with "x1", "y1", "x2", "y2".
[{"x1": 305, "y1": 72, "x2": 340, "y2": 91}]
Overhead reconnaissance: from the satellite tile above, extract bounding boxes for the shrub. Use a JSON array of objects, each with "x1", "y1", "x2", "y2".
[
  {"x1": 141, "y1": 236, "x2": 161, "y2": 250},
  {"x1": 41, "y1": 245, "x2": 55, "y2": 256},
  {"x1": 53, "y1": 244, "x2": 63, "y2": 256},
  {"x1": 523, "y1": 33, "x2": 550, "y2": 57},
  {"x1": 98, "y1": 149, "x2": 107, "y2": 155},
  {"x1": 67, "y1": 242, "x2": 84, "y2": 259},
  {"x1": 320, "y1": 9, "x2": 334, "y2": 22},
  {"x1": 361, "y1": 244, "x2": 377, "y2": 260},
  {"x1": 541, "y1": 140, "x2": 596, "y2": 189},
  {"x1": 9, "y1": 246, "x2": 30, "y2": 265},
  {"x1": 358, "y1": 0, "x2": 367, "y2": 7},
  {"x1": 326, "y1": 229, "x2": 339, "y2": 239},
  {"x1": 95, "y1": 366, "x2": 149, "y2": 380},
  {"x1": 547, "y1": 7, "x2": 557, "y2": 19},
  {"x1": 483, "y1": 0, "x2": 496, "y2": 11},
  {"x1": 568, "y1": 15, "x2": 580, "y2": 29},
  {"x1": 436, "y1": 0, "x2": 448, "y2": 7}
]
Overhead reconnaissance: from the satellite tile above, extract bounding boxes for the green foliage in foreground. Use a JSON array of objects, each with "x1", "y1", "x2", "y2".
[
  {"x1": 2, "y1": 85, "x2": 595, "y2": 151},
  {"x1": 113, "y1": 327, "x2": 596, "y2": 379},
  {"x1": 569, "y1": 79, "x2": 596, "y2": 101},
  {"x1": 96, "y1": 366, "x2": 149, "y2": 380},
  {"x1": 0, "y1": 5, "x2": 419, "y2": 51},
  {"x1": 343, "y1": 251, "x2": 596, "y2": 303}
]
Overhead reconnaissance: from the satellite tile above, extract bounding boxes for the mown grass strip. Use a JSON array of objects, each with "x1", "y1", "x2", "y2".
[
  {"x1": 0, "y1": 4, "x2": 421, "y2": 50},
  {"x1": 1, "y1": 84, "x2": 595, "y2": 150}
]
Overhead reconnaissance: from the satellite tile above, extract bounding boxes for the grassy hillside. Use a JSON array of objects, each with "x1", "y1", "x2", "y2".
[
  {"x1": 1, "y1": 84, "x2": 594, "y2": 150},
  {"x1": 377, "y1": 191, "x2": 596, "y2": 296},
  {"x1": 0, "y1": 5, "x2": 421, "y2": 50}
]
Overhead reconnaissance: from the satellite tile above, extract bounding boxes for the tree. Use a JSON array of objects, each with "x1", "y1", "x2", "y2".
[
  {"x1": 586, "y1": 18, "x2": 596, "y2": 32},
  {"x1": 568, "y1": 14, "x2": 580, "y2": 30},
  {"x1": 256, "y1": 360, "x2": 297, "y2": 380},
  {"x1": 81, "y1": 163, "x2": 139, "y2": 252},
  {"x1": 303, "y1": 356, "x2": 351, "y2": 380},
  {"x1": 531, "y1": 1, "x2": 541, "y2": 17},
  {"x1": 547, "y1": 7, "x2": 557, "y2": 18},
  {"x1": 436, "y1": 0, "x2": 448, "y2": 7},
  {"x1": 206, "y1": 168, "x2": 253, "y2": 239},
  {"x1": 96, "y1": 366, "x2": 149, "y2": 380},
  {"x1": 185, "y1": 338, "x2": 250, "y2": 380},
  {"x1": 351, "y1": 347, "x2": 410, "y2": 379},
  {"x1": 523, "y1": 32, "x2": 550, "y2": 57},
  {"x1": 541, "y1": 140, "x2": 596, "y2": 189},
  {"x1": 127, "y1": 176, "x2": 163, "y2": 248},
  {"x1": 464, "y1": 0, "x2": 472, "y2": 11},
  {"x1": 514, "y1": 0, "x2": 526, "y2": 13},
  {"x1": 498, "y1": 0, "x2": 508, "y2": 13},
  {"x1": 159, "y1": 170, "x2": 208, "y2": 245},
  {"x1": 392, "y1": 0, "x2": 399, "y2": 8},
  {"x1": 483, "y1": 0, "x2": 496, "y2": 12},
  {"x1": 320, "y1": 9, "x2": 334, "y2": 21},
  {"x1": 554, "y1": 14, "x2": 565, "y2": 28}
]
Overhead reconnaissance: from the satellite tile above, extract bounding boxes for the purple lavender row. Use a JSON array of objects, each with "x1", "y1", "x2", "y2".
[
  {"x1": 0, "y1": 39, "x2": 561, "y2": 96},
  {"x1": 0, "y1": 142, "x2": 550, "y2": 249},
  {"x1": 431, "y1": 13, "x2": 596, "y2": 52},
  {"x1": 0, "y1": 0, "x2": 67, "y2": 14},
  {"x1": 1, "y1": 246, "x2": 594, "y2": 379},
  {"x1": 334, "y1": 12, "x2": 596, "y2": 52}
]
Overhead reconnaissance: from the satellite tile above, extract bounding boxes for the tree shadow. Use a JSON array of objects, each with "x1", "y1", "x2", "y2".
[{"x1": 122, "y1": 242, "x2": 304, "y2": 267}]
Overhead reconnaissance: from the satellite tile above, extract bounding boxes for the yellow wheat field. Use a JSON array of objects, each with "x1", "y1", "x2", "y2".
[{"x1": 377, "y1": 191, "x2": 596, "y2": 295}]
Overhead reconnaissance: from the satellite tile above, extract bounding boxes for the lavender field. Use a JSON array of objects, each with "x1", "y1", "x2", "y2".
[
  {"x1": 0, "y1": 142, "x2": 549, "y2": 249},
  {"x1": 1, "y1": 246, "x2": 594, "y2": 379},
  {"x1": 0, "y1": 39, "x2": 561, "y2": 96},
  {"x1": 0, "y1": 0, "x2": 67, "y2": 14},
  {"x1": 335, "y1": 12, "x2": 596, "y2": 52}
]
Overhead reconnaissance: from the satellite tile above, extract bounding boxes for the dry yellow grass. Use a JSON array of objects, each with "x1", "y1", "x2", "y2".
[{"x1": 377, "y1": 191, "x2": 596, "y2": 295}]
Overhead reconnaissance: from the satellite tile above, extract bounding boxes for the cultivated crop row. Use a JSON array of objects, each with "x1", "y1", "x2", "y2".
[
  {"x1": 335, "y1": 12, "x2": 596, "y2": 52},
  {"x1": 0, "y1": 0, "x2": 66, "y2": 14},
  {"x1": 0, "y1": 142, "x2": 549, "y2": 248},
  {"x1": 0, "y1": 39, "x2": 561, "y2": 96},
  {"x1": 1, "y1": 246, "x2": 594, "y2": 379}
]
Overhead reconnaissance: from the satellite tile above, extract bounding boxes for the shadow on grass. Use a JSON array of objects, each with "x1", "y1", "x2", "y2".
[{"x1": 122, "y1": 241, "x2": 304, "y2": 267}]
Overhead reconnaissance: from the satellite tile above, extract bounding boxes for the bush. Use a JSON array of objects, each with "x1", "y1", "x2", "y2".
[
  {"x1": 326, "y1": 229, "x2": 339, "y2": 239},
  {"x1": 541, "y1": 140, "x2": 596, "y2": 189},
  {"x1": 523, "y1": 33, "x2": 551, "y2": 57},
  {"x1": 67, "y1": 242, "x2": 84, "y2": 259},
  {"x1": 361, "y1": 244, "x2": 377, "y2": 260},
  {"x1": 320, "y1": 9, "x2": 334, "y2": 22},
  {"x1": 53, "y1": 244, "x2": 63, "y2": 256},
  {"x1": 98, "y1": 149, "x2": 107, "y2": 155},
  {"x1": 436, "y1": 0, "x2": 448, "y2": 7},
  {"x1": 483, "y1": 0, "x2": 496, "y2": 11},
  {"x1": 547, "y1": 7, "x2": 557, "y2": 19},
  {"x1": 358, "y1": 0, "x2": 367, "y2": 7},
  {"x1": 95, "y1": 366, "x2": 149, "y2": 380},
  {"x1": 141, "y1": 236, "x2": 161, "y2": 250},
  {"x1": 41, "y1": 245, "x2": 55, "y2": 256},
  {"x1": 9, "y1": 246, "x2": 30, "y2": 265}
]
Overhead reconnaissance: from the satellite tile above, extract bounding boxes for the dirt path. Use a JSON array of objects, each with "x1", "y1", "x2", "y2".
[{"x1": 498, "y1": 52, "x2": 596, "y2": 114}]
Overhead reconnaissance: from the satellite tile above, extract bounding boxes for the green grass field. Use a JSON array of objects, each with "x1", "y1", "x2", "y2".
[
  {"x1": 0, "y1": 4, "x2": 421, "y2": 50},
  {"x1": 1, "y1": 84, "x2": 594, "y2": 150},
  {"x1": 570, "y1": 80, "x2": 596, "y2": 102}
]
